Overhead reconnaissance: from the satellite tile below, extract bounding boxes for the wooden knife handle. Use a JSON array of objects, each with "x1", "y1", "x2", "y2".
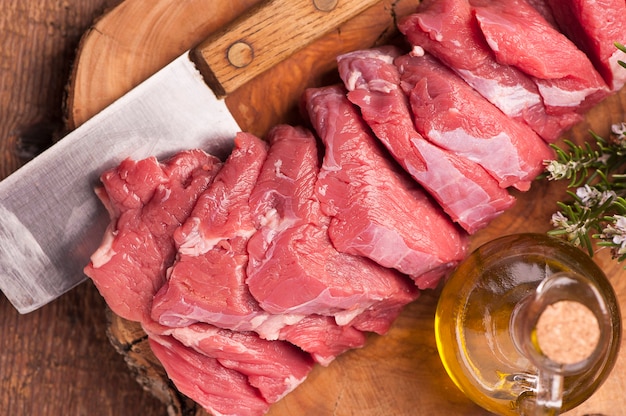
[{"x1": 191, "y1": 0, "x2": 382, "y2": 97}]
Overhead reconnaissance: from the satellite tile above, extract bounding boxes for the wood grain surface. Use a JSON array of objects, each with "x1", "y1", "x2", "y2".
[{"x1": 2, "y1": 1, "x2": 626, "y2": 415}]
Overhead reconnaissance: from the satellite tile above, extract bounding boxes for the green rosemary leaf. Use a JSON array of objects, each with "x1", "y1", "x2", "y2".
[{"x1": 582, "y1": 232, "x2": 595, "y2": 257}]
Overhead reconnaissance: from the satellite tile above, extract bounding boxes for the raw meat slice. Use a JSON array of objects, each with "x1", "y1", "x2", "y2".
[
  {"x1": 151, "y1": 133, "x2": 302, "y2": 338},
  {"x1": 84, "y1": 150, "x2": 221, "y2": 323},
  {"x1": 396, "y1": 52, "x2": 554, "y2": 191},
  {"x1": 304, "y1": 85, "x2": 468, "y2": 288},
  {"x1": 397, "y1": 0, "x2": 583, "y2": 142},
  {"x1": 174, "y1": 133, "x2": 265, "y2": 257},
  {"x1": 472, "y1": 0, "x2": 610, "y2": 113},
  {"x1": 525, "y1": 0, "x2": 559, "y2": 28},
  {"x1": 278, "y1": 315, "x2": 368, "y2": 366},
  {"x1": 245, "y1": 125, "x2": 319, "y2": 268},
  {"x1": 148, "y1": 332, "x2": 270, "y2": 416},
  {"x1": 348, "y1": 303, "x2": 406, "y2": 335},
  {"x1": 247, "y1": 125, "x2": 322, "y2": 234},
  {"x1": 151, "y1": 245, "x2": 303, "y2": 339},
  {"x1": 547, "y1": 0, "x2": 626, "y2": 91},
  {"x1": 250, "y1": 220, "x2": 421, "y2": 321},
  {"x1": 165, "y1": 323, "x2": 314, "y2": 404},
  {"x1": 246, "y1": 124, "x2": 420, "y2": 321},
  {"x1": 336, "y1": 46, "x2": 515, "y2": 234}
]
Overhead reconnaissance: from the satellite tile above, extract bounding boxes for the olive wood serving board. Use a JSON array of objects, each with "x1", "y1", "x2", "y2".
[{"x1": 66, "y1": 1, "x2": 626, "y2": 414}]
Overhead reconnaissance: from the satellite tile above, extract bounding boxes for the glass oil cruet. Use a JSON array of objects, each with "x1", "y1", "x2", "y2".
[{"x1": 435, "y1": 233, "x2": 622, "y2": 415}]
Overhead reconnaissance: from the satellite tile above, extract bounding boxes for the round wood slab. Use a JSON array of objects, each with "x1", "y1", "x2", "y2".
[{"x1": 66, "y1": 1, "x2": 626, "y2": 415}]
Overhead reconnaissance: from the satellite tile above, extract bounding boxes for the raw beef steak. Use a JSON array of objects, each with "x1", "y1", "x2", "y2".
[
  {"x1": 277, "y1": 315, "x2": 368, "y2": 366},
  {"x1": 246, "y1": 124, "x2": 420, "y2": 322},
  {"x1": 151, "y1": 133, "x2": 301, "y2": 338},
  {"x1": 304, "y1": 84, "x2": 468, "y2": 289},
  {"x1": 396, "y1": 52, "x2": 553, "y2": 191},
  {"x1": 84, "y1": 150, "x2": 221, "y2": 323},
  {"x1": 148, "y1": 332, "x2": 270, "y2": 416},
  {"x1": 164, "y1": 323, "x2": 314, "y2": 403},
  {"x1": 472, "y1": 0, "x2": 610, "y2": 114},
  {"x1": 336, "y1": 46, "x2": 515, "y2": 234},
  {"x1": 397, "y1": 0, "x2": 583, "y2": 142},
  {"x1": 547, "y1": 0, "x2": 626, "y2": 91}
]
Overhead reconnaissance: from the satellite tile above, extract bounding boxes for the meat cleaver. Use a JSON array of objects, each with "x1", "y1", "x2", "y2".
[{"x1": 0, "y1": 0, "x2": 381, "y2": 313}]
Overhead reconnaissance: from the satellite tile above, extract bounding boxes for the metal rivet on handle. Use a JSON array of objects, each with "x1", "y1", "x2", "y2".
[
  {"x1": 313, "y1": 0, "x2": 338, "y2": 12},
  {"x1": 227, "y1": 41, "x2": 254, "y2": 68}
]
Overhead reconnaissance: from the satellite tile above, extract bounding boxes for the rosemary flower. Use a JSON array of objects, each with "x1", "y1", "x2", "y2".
[
  {"x1": 545, "y1": 159, "x2": 577, "y2": 181},
  {"x1": 599, "y1": 215, "x2": 626, "y2": 257},
  {"x1": 612, "y1": 122, "x2": 626, "y2": 137},
  {"x1": 576, "y1": 184, "x2": 616, "y2": 207},
  {"x1": 550, "y1": 211, "x2": 589, "y2": 247}
]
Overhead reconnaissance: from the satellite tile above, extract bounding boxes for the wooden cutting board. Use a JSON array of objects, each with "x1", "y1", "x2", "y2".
[{"x1": 66, "y1": 1, "x2": 626, "y2": 415}]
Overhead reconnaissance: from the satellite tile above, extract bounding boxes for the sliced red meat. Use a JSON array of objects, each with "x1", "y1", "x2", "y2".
[
  {"x1": 246, "y1": 124, "x2": 420, "y2": 321},
  {"x1": 524, "y1": 0, "x2": 559, "y2": 28},
  {"x1": 547, "y1": 0, "x2": 626, "y2": 91},
  {"x1": 336, "y1": 46, "x2": 515, "y2": 234},
  {"x1": 472, "y1": 0, "x2": 610, "y2": 113},
  {"x1": 397, "y1": 0, "x2": 583, "y2": 142},
  {"x1": 147, "y1": 332, "x2": 270, "y2": 416},
  {"x1": 165, "y1": 323, "x2": 314, "y2": 404},
  {"x1": 396, "y1": 52, "x2": 554, "y2": 191},
  {"x1": 251, "y1": 220, "x2": 421, "y2": 321},
  {"x1": 278, "y1": 315, "x2": 368, "y2": 366},
  {"x1": 348, "y1": 303, "x2": 405, "y2": 335},
  {"x1": 151, "y1": 133, "x2": 302, "y2": 338},
  {"x1": 246, "y1": 125, "x2": 322, "y2": 238},
  {"x1": 304, "y1": 85, "x2": 468, "y2": 289},
  {"x1": 84, "y1": 150, "x2": 221, "y2": 323}
]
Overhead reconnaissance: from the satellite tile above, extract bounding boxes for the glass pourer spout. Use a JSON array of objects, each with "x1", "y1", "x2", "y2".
[{"x1": 512, "y1": 271, "x2": 611, "y2": 415}]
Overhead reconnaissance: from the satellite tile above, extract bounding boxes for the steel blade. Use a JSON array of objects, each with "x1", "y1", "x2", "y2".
[{"x1": 0, "y1": 53, "x2": 240, "y2": 313}]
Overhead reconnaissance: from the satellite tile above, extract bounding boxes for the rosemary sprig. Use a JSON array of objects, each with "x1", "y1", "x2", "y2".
[{"x1": 545, "y1": 122, "x2": 626, "y2": 261}]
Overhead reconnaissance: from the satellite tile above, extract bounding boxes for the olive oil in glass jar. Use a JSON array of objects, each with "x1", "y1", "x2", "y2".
[{"x1": 435, "y1": 233, "x2": 621, "y2": 415}]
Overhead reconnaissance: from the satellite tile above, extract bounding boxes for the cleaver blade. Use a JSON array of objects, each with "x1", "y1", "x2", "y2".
[{"x1": 0, "y1": 0, "x2": 381, "y2": 314}]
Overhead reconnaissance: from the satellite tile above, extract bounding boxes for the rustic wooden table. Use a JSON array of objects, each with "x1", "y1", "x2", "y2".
[
  {"x1": 2, "y1": 1, "x2": 626, "y2": 415},
  {"x1": 0, "y1": 1, "x2": 165, "y2": 414}
]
